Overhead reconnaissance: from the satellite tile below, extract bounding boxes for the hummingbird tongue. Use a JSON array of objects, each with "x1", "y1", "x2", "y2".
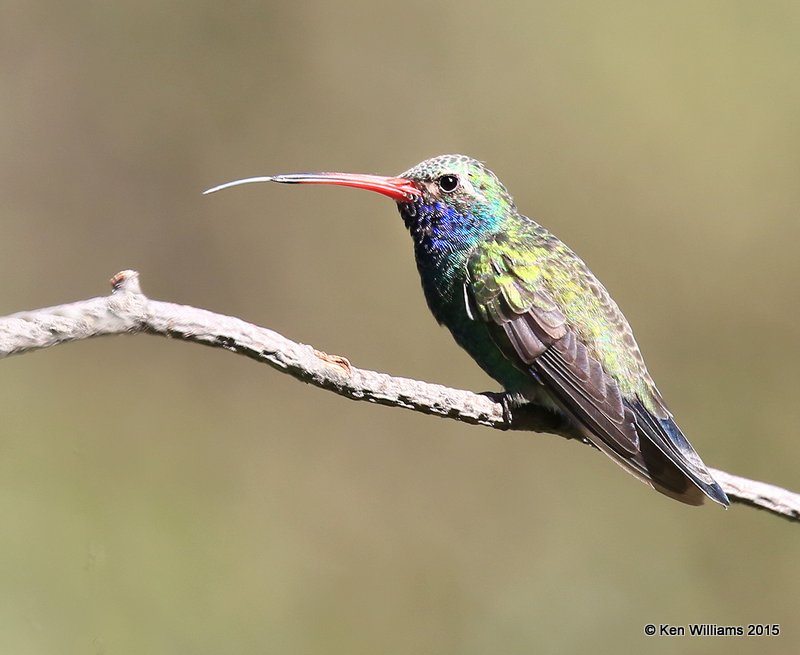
[{"x1": 204, "y1": 172, "x2": 420, "y2": 202}]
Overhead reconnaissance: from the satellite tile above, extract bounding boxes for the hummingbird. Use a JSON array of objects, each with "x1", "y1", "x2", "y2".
[{"x1": 206, "y1": 154, "x2": 729, "y2": 507}]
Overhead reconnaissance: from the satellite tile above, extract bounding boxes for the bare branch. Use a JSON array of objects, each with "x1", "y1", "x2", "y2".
[{"x1": 2, "y1": 270, "x2": 798, "y2": 523}]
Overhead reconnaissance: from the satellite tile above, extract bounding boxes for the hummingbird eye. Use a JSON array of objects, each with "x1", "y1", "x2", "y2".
[{"x1": 437, "y1": 174, "x2": 460, "y2": 193}]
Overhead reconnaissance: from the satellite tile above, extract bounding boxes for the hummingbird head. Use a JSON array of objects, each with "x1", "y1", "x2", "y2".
[
  {"x1": 395, "y1": 154, "x2": 517, "y2": 251},
  {"x1": 399, "y1": 154, "x2": 515, "y2": 216}
]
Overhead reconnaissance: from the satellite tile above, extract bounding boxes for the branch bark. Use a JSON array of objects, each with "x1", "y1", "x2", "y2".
[{"x1": 2, "y1": 270, "x2": 798, "y2": 523}]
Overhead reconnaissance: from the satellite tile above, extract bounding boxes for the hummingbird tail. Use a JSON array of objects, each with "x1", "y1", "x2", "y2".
[{"x1": 624, "y1": 404, "x2": 729, "y2": 506}]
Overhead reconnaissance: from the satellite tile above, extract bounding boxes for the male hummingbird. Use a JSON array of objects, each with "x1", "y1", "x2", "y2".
[{"x1": 206, "y1": 154, "x2": 728, "y2": 507}]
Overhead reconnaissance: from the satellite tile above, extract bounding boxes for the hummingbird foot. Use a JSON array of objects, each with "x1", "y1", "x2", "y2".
[
  {"x1": 483, "y1": 391, "x2": 585, "y2": 442},
  {"x1": 499, "y1": 392, "x2": 516, "y2": 428},
  {"x1": 479, "y1": 391, "x2": 527, "y2": 429}
]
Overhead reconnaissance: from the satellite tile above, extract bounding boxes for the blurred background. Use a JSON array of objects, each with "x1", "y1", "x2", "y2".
[{"x1": 2, "y1": 1, "x2": 799, "y2": 653}]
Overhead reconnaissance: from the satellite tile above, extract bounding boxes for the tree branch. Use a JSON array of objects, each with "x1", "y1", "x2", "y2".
[{"x1": 2, "y1": 270, "x2": 798, "y2": 523}]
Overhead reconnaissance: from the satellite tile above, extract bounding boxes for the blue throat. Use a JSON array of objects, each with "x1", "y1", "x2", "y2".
[
  {"x1": 402, "y1": 200, "x2": 499, "y2": 264},
  {"x1": 399, "y1": 199, "x2": 500, "y2": 312}
]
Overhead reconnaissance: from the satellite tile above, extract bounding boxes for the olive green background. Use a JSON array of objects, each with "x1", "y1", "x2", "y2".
[{"x1": 2, "y1": 1, "x2": 798, "y2": 653}]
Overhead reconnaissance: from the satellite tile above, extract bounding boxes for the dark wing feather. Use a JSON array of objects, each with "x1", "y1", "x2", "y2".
[{"x1": 536, "y1": 334, "x2": 639, "y2": 456}]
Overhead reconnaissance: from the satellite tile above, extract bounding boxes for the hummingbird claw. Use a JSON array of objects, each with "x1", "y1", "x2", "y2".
[{"x1": 501, "y1": 394, "x2": 514, "y2": 428}]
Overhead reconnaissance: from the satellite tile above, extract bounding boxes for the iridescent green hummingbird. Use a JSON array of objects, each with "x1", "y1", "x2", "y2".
[{"x1": 206, "y1": 154, "x2": 728, "y2": 506}]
